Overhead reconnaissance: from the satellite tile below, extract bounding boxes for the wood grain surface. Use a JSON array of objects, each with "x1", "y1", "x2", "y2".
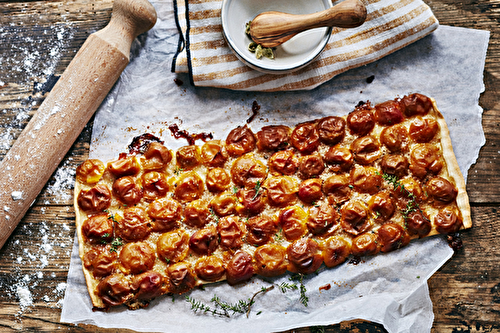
[{"x1": 0, "y1": 0, "x2": 499, "y2": 332}]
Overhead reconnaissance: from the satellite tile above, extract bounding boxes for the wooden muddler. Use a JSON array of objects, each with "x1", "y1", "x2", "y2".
[{"x1": 0, "y1": 0, "x2": 157, "y2": 249}]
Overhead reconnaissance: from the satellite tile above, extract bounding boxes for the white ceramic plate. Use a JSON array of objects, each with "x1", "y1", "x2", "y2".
[{"x1": 221, "y1": 0, "x2": 332, "y2": 74}]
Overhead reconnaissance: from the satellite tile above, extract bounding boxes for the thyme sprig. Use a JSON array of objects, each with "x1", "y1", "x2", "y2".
[
  {"x1": 101, "y1": 234, "x2": 123, "y2": 253},
  {"x1": 277, "y1": 282, "x2": 299, "y2": 293},
  {"x1": 208, "y1": 208, "x2": 220, "y2": 225},
  {"x1": 379, "y1": 172, "x2": 427, "y2": 222},
  {"x1": 185, "y1": 286, "x2": 274, "y2": 318},
  {"x1": 252, "y1": 180, "x2": 262, "y2": 200},
  {"x1": 290, "y1": 273, "x2": 309, "y2": 307},
  {"x1": 109, "y1": 237, "x2": 123, "y2": 253}
]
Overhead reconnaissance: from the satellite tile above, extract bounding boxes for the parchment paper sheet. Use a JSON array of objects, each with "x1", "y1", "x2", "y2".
[{"x1": 61, "y1": 1, "x2": 489, "y2": 331}]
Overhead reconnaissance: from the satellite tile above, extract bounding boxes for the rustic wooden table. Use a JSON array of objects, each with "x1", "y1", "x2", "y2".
[{"x1": 0, "y1": 0, "x2": 498, "y2": 332}]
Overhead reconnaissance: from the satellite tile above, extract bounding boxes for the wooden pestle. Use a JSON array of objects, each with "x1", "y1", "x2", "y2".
[
  {"x1": 250, "y1": 0, "x2": 367, "y2": 48},
  {"x1": 0, "y1": 0, "x2": 157, "y2": 249}
]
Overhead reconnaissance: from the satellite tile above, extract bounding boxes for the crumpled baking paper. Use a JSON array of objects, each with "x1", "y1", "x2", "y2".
[{"x1": 60, "y1": 1, "x2": 489, "y2": 331}]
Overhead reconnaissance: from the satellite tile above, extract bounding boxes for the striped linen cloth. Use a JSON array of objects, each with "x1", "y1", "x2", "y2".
[{"x1": 172, "y1": 0, "x2": 438, "y2": 91}]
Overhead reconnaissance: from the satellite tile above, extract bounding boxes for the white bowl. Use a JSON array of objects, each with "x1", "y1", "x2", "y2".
[{"x1": 221, "y1": 0, "x2": 332, "y2": 74}]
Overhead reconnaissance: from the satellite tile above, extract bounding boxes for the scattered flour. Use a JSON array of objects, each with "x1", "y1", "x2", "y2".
[
  {"x1": 11, "y1": 191, "x2": 23, "y2": 200},
  {"x1": 0, "y1": 10, "x2": 80, "y2": 319},
  {"x1": 17, "y1": 286, "x2": 33, "y2": 310}
]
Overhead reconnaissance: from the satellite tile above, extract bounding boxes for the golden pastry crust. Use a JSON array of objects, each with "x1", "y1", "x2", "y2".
[{"x1": 74, "y1": 94, "x2": 471, "y2": 310}]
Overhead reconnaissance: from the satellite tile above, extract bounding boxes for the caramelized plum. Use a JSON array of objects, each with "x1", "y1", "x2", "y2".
[
  {"x1": 246, "y1": 215, "x2": 277, "y2": 246},
  {"x1": 119, "y1": 242, "x2": 155, "y2": 274},
  {"x1": 83, "y1": 247, "x2": 117, "y2": 277},
  {"x1": 405, "y1": 211, "x2": 431, "y2": 237},
  {"x1": 226, "y1": 125, "x2": 256, "y2": 156},
  {"x1": 254, "y1": 244, "x2": 288, "y2": 277},
  {"x1": 401, "y1": 93, "x2": 432, "y2": 117},
  {"x1": 176, "y1": 145, "x2": 201, "y2": 170},
  {"x1": 324, "y1": 146, "x2": 353, "y2": 172},
  {"x1": 307, "y1": 202, "x2": 338, "y2": 235},
  {"x1": 183, "y1": 199, "x2": 210, "y2": 228},
  {"x1": 147, "y1": 198, "x2": 182, "y2": 232},
  {"x1": 368, "y1": 192, "x2": 395, "y2": 222},
  {"x1": 112, "y1": 176, "x2": 143, "y2": 206},
  {"x1": 97, "y1": 273, "x2": 132, "y2": 307},
  {"x1": 189, "y1": 226, "x2": 219, "y2": 255},
  {"x1": 279, "y1": 206, "x2": 308, "y2": 241},
  {"x1": 340, "y1": 200, "x2": 370, "y2": 236},
  {"x1": 378, "y1": 223, "x2": 410, "y2": 253},
  {"x1": 322, "y1": 236, "x2": 351, "y2": 268},
  {"x1": 131, "y1": 271, "x2": 165, "y2": 300},
  {"x1": 265, "y1": 176, "x2": 298, "y2": 207},
  {"x1": 256, "y1": 125, "x2": 291, "y2": 151},
  {"x1": 200, "y1": 140, "x2": 228, "y2": 167},
  {"x1": 142, "y1": 171, "x2": 169, "y2": 201},
  {"x1": 374, "y1": 100, "x2": 404, "y2": 125},
  {"x1": 226, "y1": 250, "x2": 254, "y2": 285},
  {"x1": 236, "y1": 187, "x2": 267, "y2": 216},
  {"x1": 157, "y1": 229, "x2": 190, "y2": 263},
  {"x1": 380, "y1": 124, "x2": 408, "y2": 153},
  {"x1": 269, "y1": 150, "x2": 298, "y2": 175},
  {"x1": 316, "y1": 116, "x2": 346, "y2": 145},
  {"x1": 351, "y1": 136, "x2": 380, "y2": 165},
  {"x1": 82, "y1": 213, "x2": 114, "y2": 242},
  {"x1": 298, "y1": 154, "x2": 325, "y2": 179},
  {"x1": 77, "y1": 184, "x2": 111, "y2": 213},
  {"x1": 231, "y1": 155, "x2": 267, "y2": 188},
  {"x1": 409, "y1": 117, "x2": 439, "y2": 143},
  {"x1": 409, "y1": 144, "x2": 443, "y2": 178},
  {"x1": 217, "y1": 216, "x2": 246, "y2": 249},
  {"x1": 210, "y1": 192, "x2": 236, "y2": 217},
  {"x1": 381, "y1": 154, "x2": 408, "y2": 178},
  {"x1": 298, "y1": 178, "x2": 323, "y2": 204},
  {"x1": 168, "y1": 262, "x2": 197, "y2": 293},
  {"x1": 323, "y1": 174, "x2": 351, "y2": 205},
  {"x1": 287, "y1": 238, "x2": 323, "y2": 274},
  {"x1": 347, "y1": 108, "x2": 375, "y2": 136},
  {"x1": 194, "y1": 256, "x2": 225, "y2": 282},
  {"x1": 290, "y1": 121, "x2": 320, "y2": 154},
  {"x1": 108, "y1": 156, "x2": 140, "y2": 177},
  {"x1": 174, "y1": 171, "x2": 204, "y2": 202},
  {"x1": 142, "y1": 142, "x2": 172, "y2": 171},
  {"x1": 434, "y1": 207, "x2": 463, "y2": 234},
  {"x1": 350, "y1": 166, "x2": 382, "y2": 194},
  {"x1": 115, "y1": 207, "x2": 152, "y2": 242},
  {"x1": 426, "y1": 177, "x2": 458, "y2": 204},
  {"x1": 351, "y1": 233, "x2": 379, "y2": 256},
  {"x1": 206, "y1": 167, "x2": 231, "y2": 193},
  {"x1": 76, "y1": 159, "x2": 105, "y2": 184}
]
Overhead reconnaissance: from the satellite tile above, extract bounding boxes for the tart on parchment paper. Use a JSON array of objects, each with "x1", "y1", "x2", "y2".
[{"x1": 74, "y1": 94, "x2": 471, "y2": 310}]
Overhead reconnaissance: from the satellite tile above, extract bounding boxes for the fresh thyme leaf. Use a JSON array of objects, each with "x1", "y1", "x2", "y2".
[
  {"x1": 107, "y1": 214, "x2": 119, "y2": 224},
  {"x1": 109, "y1": 237, "x2": 123, "y2": 253},
  {"x1": 252, "y1": 180, "x2": 262, "y2": 200},
  {"x1": 380, "y1": 172, "x2": 426, "y2": 222},
  {"x1": 289, "y1": 273, "x2": 309, "y2": 307},
  {"x1": 208, "y1": 208, "x2": 220, "y2": 225},
  {"x1": 278, "y1": 282, "x2": 298, "y2": 293},
  {"x1": 185, "y1": 295, "x2": 228, "y2": 317}
]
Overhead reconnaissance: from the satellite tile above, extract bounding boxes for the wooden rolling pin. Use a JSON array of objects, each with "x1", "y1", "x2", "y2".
[
  {"x1": 249, "y1": 0, "x2": 367, "y2": 48},
  {"x1": 0, "y1": 0, "x2": 157, "y2": 249}
]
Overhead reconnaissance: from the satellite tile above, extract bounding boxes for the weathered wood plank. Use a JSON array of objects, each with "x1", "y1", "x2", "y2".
[{"x1": 0, "y1": 0, "x2": 499, "y2": 332}]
